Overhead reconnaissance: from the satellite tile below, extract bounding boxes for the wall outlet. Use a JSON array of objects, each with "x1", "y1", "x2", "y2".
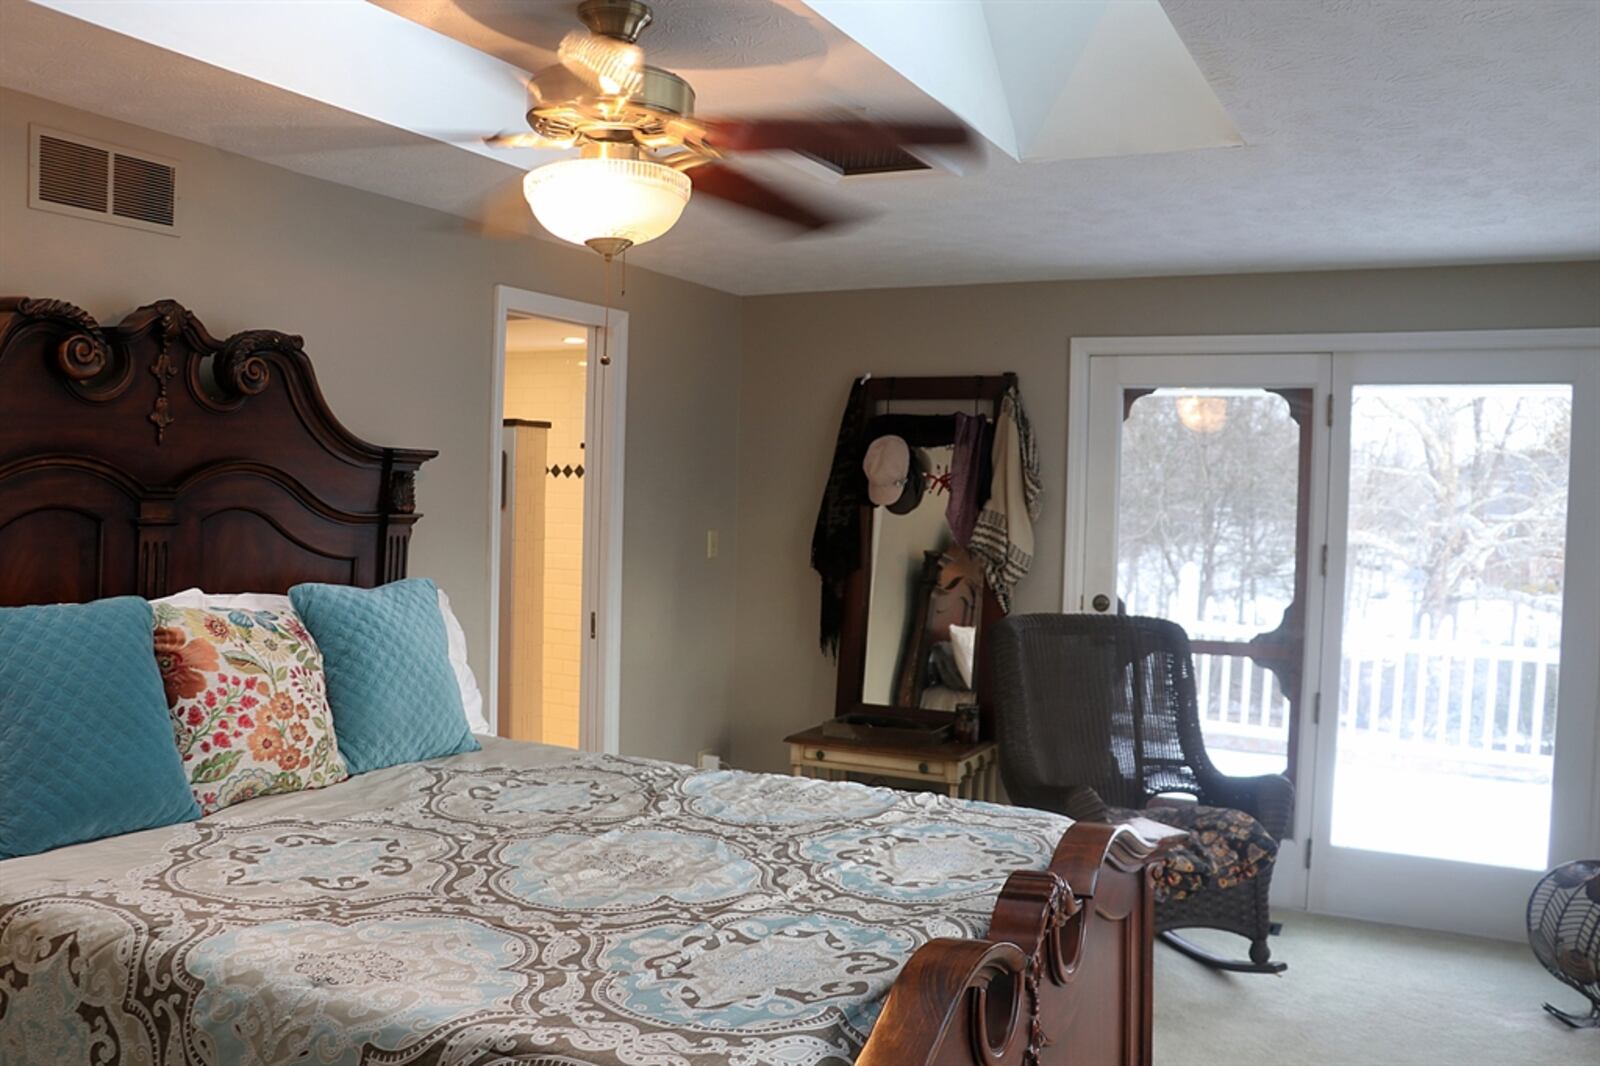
[
  {"x1": 696, "y1": 750, "x2": 723, "y2": 771},
  {"x1": 706, "y1": 529, "x2": 719, "y2": 559}
]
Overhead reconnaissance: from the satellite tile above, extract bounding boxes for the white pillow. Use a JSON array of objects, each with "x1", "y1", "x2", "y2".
[
  {"x1": 436, "y1": 589, "x2": 489, "y2": 735},
  {"x1": 155, "y1": 586, "x2": 492, "y2": 735},
  {"x1": 156, "y1": 588, "x2": 291, "y2": 612},
  {"x1": 948, "y1": 623, "x2": 977, "y2": 690}
]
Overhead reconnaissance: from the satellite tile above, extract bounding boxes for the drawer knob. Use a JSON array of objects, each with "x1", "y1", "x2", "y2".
[
  {"x1": 918, "y1": 761, "x2": 930, "y2": 774},
  {"x1": 815, "y1": 749, "x2": 826, "y2": 760}
]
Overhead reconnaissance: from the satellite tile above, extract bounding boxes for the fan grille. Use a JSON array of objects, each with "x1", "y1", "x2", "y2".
[{"x1": 1527, "y1": 860, "x2": 1600, "y2": 1025}]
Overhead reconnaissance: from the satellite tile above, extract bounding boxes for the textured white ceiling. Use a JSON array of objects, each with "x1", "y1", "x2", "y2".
[{"x1": 3, "y1": 0, "x2": 1597, "y2": 295}]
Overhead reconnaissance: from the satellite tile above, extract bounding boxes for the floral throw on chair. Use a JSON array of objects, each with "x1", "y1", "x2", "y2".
[{"x1": 1107, "y1": 803, "x2": 1278, "y2": 903}]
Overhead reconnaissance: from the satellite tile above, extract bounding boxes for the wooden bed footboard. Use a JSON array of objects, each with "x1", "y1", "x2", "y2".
[{"x1": 859, "y1": 822, "x2": 1158, "y2": 1066}]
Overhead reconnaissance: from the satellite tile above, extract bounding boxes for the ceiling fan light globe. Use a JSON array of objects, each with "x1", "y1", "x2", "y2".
[{"x1": 522, "y1": 157, "x2": 691, "y2": 250}]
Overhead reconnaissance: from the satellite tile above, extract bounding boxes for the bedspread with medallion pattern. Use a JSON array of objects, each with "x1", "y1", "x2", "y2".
[{"x1": 0, "y1": 737, "x2": 1072, "y2": 1066}]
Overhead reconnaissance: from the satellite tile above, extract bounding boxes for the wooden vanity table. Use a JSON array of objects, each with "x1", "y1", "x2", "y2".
[{"x1": 785, "y1": 722, "x2": 999, "y2": 800}]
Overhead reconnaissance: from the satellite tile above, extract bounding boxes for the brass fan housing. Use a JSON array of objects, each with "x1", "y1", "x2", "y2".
[
  {"x1": 516, "y1": 0, "x2": 714, "y2": 167},
  {"x1": 526, "y1": 63, "x2": 705, "y2": 162},
  {"x1": 528, "y1": 64, "x2": 694, "y2": 120},
  {"x1": 578, "y1": 0, "x2": 654, "y2": 44}
]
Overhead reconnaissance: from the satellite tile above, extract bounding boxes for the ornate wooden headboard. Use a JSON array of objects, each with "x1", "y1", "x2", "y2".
[{"x1": 0, "y1": 297, "x2": 436, "y2": 606}]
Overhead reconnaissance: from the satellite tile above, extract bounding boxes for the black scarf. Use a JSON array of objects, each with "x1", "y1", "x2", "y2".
[{"x1": 810, "y1": 379, "x2": 868, "y2": 655}]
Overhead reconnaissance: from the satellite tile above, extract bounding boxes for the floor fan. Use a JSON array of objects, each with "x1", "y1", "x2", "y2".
[{"x1": 1528, "y1": 859, "x2": 1600, "y2": 1027}]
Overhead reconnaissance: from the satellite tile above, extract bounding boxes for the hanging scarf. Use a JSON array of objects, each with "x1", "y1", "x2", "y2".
[
  {"x1": 969, "y1": 385, "x2": 1040, "y2": 611},
  {"x1": 945, "y1": 411, "x2": 987, "y2": 546},
  {"x1": 1014, "y1": 384, "x2": 1041, "y2": 521},
  {"x1": 810, "y1": 379, "x2": 869, "y2": 655}
]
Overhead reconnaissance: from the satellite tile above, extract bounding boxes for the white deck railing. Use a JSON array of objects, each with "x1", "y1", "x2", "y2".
[
  {"x1": 1191, "y1": 644, "x2": 1288, "y2": 748},
  {"x1": 1185, "y1": 617, "x2": 1559, "y2": 770}
]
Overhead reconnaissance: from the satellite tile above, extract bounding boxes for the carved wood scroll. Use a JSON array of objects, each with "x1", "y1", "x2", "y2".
[
  {"x1": 0, "y1": 297, "x2": 436, "y2": 604},
  {"x1": 858, "y1": 822, "x2": 1159, "y2": 1066}
]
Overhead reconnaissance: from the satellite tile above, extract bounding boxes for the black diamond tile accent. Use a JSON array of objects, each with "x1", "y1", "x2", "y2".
[{"x1": 546, "y1": 462, "x2": 586, "y2": 480}]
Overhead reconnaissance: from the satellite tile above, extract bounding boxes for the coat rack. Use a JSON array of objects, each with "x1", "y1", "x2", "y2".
[{"x1": 835, "y1": 371, "x2": 1019, "y2": 739}]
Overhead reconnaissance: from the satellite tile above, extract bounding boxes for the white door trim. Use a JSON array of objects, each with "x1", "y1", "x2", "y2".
[{"x1": 488, "y1": 284, "x2": 627, "y2": 755}]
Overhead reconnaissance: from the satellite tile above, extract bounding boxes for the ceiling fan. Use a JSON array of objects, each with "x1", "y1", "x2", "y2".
[{"x1": 476, "y1": 0, "x2": 972, "y2": 259}]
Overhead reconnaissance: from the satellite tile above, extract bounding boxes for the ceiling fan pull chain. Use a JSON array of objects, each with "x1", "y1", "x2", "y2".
[{"x1": 599, "y1": 252, "x2": 613, "y2": 367}]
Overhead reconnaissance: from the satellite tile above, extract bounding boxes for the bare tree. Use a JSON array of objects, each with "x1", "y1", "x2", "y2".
[
  {"x1": 1117, "y1": 392, "x2": 1299, "y2": 631},
  {"x1": 1347, "y1": 392, "x2": 1569, "y2": 634}
]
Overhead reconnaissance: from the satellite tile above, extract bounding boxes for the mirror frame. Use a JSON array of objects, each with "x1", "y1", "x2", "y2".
[{"x1": 834, "y1": 372, "x2": 1017, "y2": 740}]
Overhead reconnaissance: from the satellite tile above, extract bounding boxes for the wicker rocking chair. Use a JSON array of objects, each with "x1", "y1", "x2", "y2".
[{"x1": 990, "y1": 613, "x2": 1291, "y2": 974}]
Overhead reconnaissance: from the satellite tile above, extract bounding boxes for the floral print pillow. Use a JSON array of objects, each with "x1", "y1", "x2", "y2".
[{"x1": 152, "y1": 604, "x2": 347, "y2": 814}]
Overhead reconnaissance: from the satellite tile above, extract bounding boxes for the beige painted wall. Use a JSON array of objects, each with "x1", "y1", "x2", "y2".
[
  {"x1": 0, "y1": 89, "x2": 742, "y2": 766},
  {"x1": 734, "y1": 262, "x2": 1600, "y2": 772},
  {"x1": 7, "y1": 90, "x2": 1598, "y2": 778}
]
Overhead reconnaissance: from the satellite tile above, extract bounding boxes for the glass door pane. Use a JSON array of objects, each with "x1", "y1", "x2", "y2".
[
  {"x1": 1115, "y1": 387, "x2": 1312, "y2": 778},
  {"x1": 1331, "y1": 384, "x2": 1572, "y2": 870}
]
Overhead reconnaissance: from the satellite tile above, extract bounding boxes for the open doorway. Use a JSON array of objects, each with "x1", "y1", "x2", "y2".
[
  {"x1": 489, "y1": 286, "x2": 627, "y2": 754},
  {"x1": 499, "y1": 314, "x2": 589, "y2": 747}
]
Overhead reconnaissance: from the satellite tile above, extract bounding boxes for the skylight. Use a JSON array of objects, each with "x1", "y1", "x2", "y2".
[{"x1": 803, "y1": 0, "x2": 1242, "y2": 162}]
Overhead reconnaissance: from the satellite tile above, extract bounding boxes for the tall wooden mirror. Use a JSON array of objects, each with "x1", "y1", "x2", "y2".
[{"x1": 834, "y1": 374, "x2": 1016, "y2": 740}]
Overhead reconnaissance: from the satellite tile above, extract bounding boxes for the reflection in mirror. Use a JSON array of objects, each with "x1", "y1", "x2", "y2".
[{"x1": 862, "y1": 445, "x2": 986, "y2": 710}]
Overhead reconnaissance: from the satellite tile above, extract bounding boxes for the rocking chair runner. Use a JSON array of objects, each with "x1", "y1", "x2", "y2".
[{"x1": 990, "y1": 613, "x2": 1292, "y2": 973}]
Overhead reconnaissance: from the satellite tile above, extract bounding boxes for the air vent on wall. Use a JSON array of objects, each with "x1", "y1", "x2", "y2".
[
  {"x1": 36, "y1": 134, "x2": 108, "y2": 213},
  {"x1": 796, "y1": 144, "x2": 932, "y2": 178},
  {"x1": 112, "y1": 153, "x2": 176, "y2": 227},
  {"x1": 29, "y1": 126, "x2": 179, "y2": 235}
]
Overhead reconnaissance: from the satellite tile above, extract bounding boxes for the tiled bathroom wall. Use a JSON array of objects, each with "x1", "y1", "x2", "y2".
[{"x1": 503, "y1": 346, "x2": 587, "y2": 749}]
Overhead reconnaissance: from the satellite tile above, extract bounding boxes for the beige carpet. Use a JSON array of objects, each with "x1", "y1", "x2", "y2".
[{"x1": 1153, "y1": 912, "x2": 1594, "y2": 1065}]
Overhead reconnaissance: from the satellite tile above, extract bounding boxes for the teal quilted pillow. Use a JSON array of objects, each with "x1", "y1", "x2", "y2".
[
  {"x1": 288, "y1": 579, "x2": 479, "y2": 774},
  {"x1": 0, "y1": 597, "x2": 200, "y2": 859}
]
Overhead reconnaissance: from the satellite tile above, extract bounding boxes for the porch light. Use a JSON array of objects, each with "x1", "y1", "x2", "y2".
[{"x1": 1175, "y1": 395, "x2": 1228, "y2": 433}]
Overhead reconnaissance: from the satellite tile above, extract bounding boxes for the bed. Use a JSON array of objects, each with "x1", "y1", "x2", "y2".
[{"x1": 0, "y1": 297, "x2": 1161, "y2": 1066}]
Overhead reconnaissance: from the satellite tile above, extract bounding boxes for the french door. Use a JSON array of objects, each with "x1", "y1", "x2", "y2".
[
  {"x1": 1309, "y1": 349, "x2": 1598, "y2": 939},
  {"x1": 1081, "y1": 353, "x2": 1333, "y2": 894},
  {"x1": 1078, "y1": 343, "x2": 1599, "y2": 939}
]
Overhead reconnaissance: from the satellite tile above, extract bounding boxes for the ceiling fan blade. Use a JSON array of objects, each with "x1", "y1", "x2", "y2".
[
  {"x1": 688, "y1": 165, "x2": 849, "y2": 232},
  {"x1": 202, "y1": 125, "x2": 540, "y2": 155},
  {"x1": 698, "y1": 118, "x2": 972, "y2": 156}
]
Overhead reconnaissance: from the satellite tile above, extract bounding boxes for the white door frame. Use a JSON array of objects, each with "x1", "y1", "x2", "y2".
[
  {"x1": 488, "y1": 284, "x2": 627, "y2": 755},
  {"x1": 1066, "y1": 328, "x2": 1600, "y2": 921}
]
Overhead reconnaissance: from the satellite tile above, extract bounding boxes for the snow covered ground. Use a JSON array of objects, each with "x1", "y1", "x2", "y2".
[{"x1": 1208, "y1": 741, "x2": 1551, "y2": 870}]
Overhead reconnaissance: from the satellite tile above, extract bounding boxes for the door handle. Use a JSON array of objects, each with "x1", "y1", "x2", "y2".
[{"x1": 1091, "y1": 594, "x2": 1111, "y2": 612}]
